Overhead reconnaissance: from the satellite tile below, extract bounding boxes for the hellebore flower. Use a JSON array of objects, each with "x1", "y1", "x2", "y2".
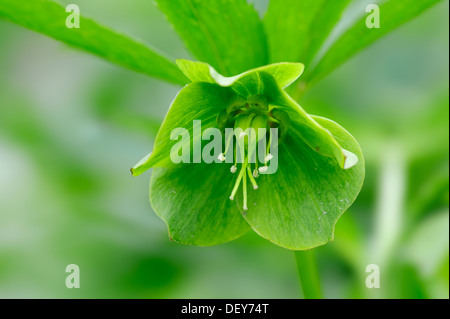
[{"x1": 131, "y1": 60, "x2": 364, "y2": 250}]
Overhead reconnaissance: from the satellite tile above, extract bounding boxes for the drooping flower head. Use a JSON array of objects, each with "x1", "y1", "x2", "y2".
[{"x1": 131, "y1": 60, "x2": 364, "y2": 250}]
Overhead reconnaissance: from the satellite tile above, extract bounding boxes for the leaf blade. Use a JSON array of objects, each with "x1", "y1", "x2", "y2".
[
  {"x1": 156, "y1": 0, "x2": 268, "y2": 76},
  {"x1": 264, "y1": 0, "x2": 324, "y2": 63},
  {"x1": 0, "y1": 0, "x2": 188, "y2": 85},
  {"x1": 264, "y1": 0, "x2": 351, "y2": 65},
  {"x1": 307, "y1": 0, "x2": 444, "y2": 84}
]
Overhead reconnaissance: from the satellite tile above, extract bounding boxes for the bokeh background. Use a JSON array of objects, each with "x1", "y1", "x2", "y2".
[{"x1": 0, "y1": 0, "x2": 448, "y2": 298}]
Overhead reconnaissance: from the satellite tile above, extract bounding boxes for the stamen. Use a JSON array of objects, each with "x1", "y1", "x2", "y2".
[
  {"x1": 224, "y1": 110, "x2": 275, "y2": 210},
  {"x1": 234, "y1": 141, "x2": 237, "y2": 167},
  {"x1": 243, "y1": 167, "x2": 248, "y2": 211},
  {"x1": 265, "y1": 153, "x2": 273, "y2": 162},
  {"x1": 247, "y1": 167, "x2": 258, "y2": 190},
  {"x1": 229, "y1": 160, "x2": 247, "y2": 200},
  {"x1": 218, "y1": 153, "x2": 226, "y2": 162},
  {"x1": 258, "y1": 166, "x2": 268, "y2": 173}
]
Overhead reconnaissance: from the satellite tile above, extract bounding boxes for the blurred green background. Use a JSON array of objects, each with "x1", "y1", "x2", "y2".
[{"x1": 0, "y1": 0, "x2": 448, "y2": 298}]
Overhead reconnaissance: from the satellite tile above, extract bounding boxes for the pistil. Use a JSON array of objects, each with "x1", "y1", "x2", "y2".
[
  {"x1": 227, "y1": 112, "x2": 265, "y2": 211},
  {"x1": 216, "y1": 96, "x2": 289, "y2": 212}
]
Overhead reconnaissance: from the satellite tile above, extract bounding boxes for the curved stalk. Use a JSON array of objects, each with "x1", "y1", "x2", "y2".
[{"x1": 294, "y1": 250, "x2": 322, "y2": 299}]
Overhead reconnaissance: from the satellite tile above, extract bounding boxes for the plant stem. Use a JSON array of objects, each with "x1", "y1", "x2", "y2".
[{"x1": 294, "y1": 250, "x2": 322, "y2": 299}]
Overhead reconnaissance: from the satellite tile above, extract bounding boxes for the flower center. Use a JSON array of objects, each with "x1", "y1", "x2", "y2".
[{"x1": 216, "y1": 95, "x2": 290, "y2": 211}]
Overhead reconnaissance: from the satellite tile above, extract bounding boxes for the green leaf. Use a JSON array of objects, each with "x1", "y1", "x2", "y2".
[
  {"x1": 264, "y1": 0, "x2": 351, "y2": 65},
  {"x1": 264, "y1": 0, "x2": 323, "y2": 63},
  {"x1": 307, "y1": 0, "x2": 443, "y2": 84},
  {"x1": 301, "y1": 0, "x2": 352, "y2": 66},
  {"x1": 0, "y1": 0, "x2": 188, "y2": 85},
  {"x1": 156, "y1": 0, "x2": 268, "y2": 76},
  {"x1": 238, "y1": 116, "x2": 365, "y2": 250},
  {"x1": 149, "y1": 162, "x2": 250, "y2": 246}
]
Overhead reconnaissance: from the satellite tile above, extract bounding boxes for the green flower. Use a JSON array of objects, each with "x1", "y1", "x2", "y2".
[{"x1": 131, "y1": 60, "x2": 364, "y2": 250}]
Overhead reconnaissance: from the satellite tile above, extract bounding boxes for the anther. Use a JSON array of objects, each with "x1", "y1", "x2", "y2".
[
  {"x1": 247, "y1": 167, "x2": 258, "y2": 190},
  {"x1": 218, "y1": 153, "x2": 226, "y2": 162},
  {"x1": 258, "y1": 166, "x2": 268, "y2": 173}
]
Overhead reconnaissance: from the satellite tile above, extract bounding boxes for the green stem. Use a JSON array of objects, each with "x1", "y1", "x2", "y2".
[{"x1": 294, "y1": 250, "x2": 322, "y2": 299}]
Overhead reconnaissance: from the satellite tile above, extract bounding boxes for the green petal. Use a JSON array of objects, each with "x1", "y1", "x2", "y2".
[
  {"x1": 176, "y1": 59, "x2": 304, "y2": 89},
  {"x1": 244, "y1": 72, "x2": 348, "y2": 168},
  {"x1": 176, "y1": 60, "x2": 217, "y2": 83},
  {"x1": 237, "y1": 116, "x2": 365, "y2": 250},
  {"x1": 131, "y1": 82, "x2": 235, "y2": 176},
  {"x1": 149, "y1": 163, "x2": 250, "y2": 246}
]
